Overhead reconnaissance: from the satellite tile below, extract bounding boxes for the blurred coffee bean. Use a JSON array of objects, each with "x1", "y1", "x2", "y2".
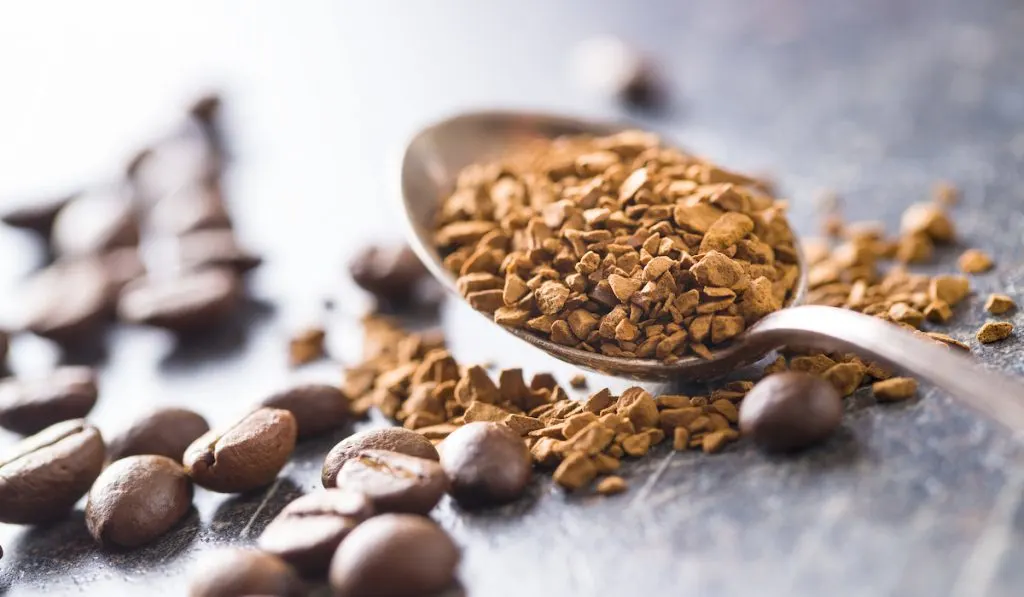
[
  {"x1": 570, "y1": 36, "x2": 664, "y2": 111},
  {"x1": 440, "y1": 421, "x2": 532, "y2": 508},
  {"x1": 85, "y1": 455, "x2": 193, "y2": 548},
  {"x1": 149, "y1": 184, "x2": 232, "y2": 236},
  {"x1": 0, "y1": 192, "x2": 76, "y2": 235},
  {"x1": 0, "y1": 366, "x2": 98, "y2": 435},
  {"x1": 51, "y1": 189, "x2": 139, "y2": 257},
  {"x1": 106, "y1": 407, "x2": 210, "y2": 463},
  {"x1": 99, "y1": 247, "x2": 146, "y2": 292},
  {"x1": 329, "y1": 514, "x2": 460, "y2": 597},
  {"x1": 258, "y1": 489, "x2": 373, "y2": 576},
  {"x1": 117, "y1": 268, "x2": 241, "y2": 331},
  {"x1": 260, "y1": 384, "x2": 348, "y2": 440},
  {"x1": 188, "y1": 548, "x2": 305, "y2": 597},
  {"x1": 20, "y1": 258, "x2": 114, "y2": 342},
  {"x1": 348, "y1": 244, "x2": 430, "y2": 308},
  {"x1": 0, "y1": 419, "x2": 105, "y2": 524},
  {"x1": 129, "y1": 126, "x2": 221, "y2": 203},
  {"x1": 183, "y1": 407, "x2": 297, "y2": 493},
  {"x1": 739, "y1": 372, "x2": 844, "y2": 453},
  {"x1": 322, "y1": 427, "x2": 439, "y2": 488},
  {"x1": 188, "y1": 93, "x2": 222, "y2": 128},
  {"x1": 334, "y1": 449, "x2": 448, "y2": 515},
  {"x1": 177, "y1": 229, "x2": 262, "y2": 274}
]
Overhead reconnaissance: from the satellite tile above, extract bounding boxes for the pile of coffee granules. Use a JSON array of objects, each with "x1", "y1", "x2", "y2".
[
  {"x1": 342, "y1": 313, "x2": 751, "y2": 493},
  {"x1": 433, "y1": 130, "x2": 801, "y2": 362}
]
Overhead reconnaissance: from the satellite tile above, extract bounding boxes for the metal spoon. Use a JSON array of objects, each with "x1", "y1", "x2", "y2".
[{"x1": 397, "y1": 110, "x2": 1024, "y2": 431}]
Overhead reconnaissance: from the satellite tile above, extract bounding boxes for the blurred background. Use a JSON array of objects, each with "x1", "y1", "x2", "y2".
[{"x1": 2, "y1": 0, "x2": 1024, "y2": 595}]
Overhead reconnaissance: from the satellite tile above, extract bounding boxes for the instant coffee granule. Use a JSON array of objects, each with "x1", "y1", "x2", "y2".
[
  {"x1": 433, "y1": 130, "x2": 800, "y2": 362},
  {"x1": 977, "y1": 321, "x2": 1013, "y2": 344},
  {"x1": 985, "y1": 294, "x2": 1016, "y2": 315},
  {"x1": 341, "y1": 315, "x2": 755, "y2": 492}
]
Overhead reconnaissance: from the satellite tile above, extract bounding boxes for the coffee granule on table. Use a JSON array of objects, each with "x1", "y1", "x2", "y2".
[
  {"x1": 959, "y1": 248, "x2": 994, "y2": 274},
  {"x1": 985, "y1": 294, "x2": 1016, "y2": 315},
  {"x1": 977, "y1": 321, "x2": 1013, "y2": 344},
  {"x1": 433, "y1": 130, "x2": 801, "y2": 362},
  {"x1": 288, "y1": 326, "x2": 326, "y2": 367}
]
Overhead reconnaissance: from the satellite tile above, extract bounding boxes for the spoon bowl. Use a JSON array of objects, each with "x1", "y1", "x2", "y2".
[
  {"x1": 398, "y1": 110, "x2": 1024, "y2": 430},
  {"x1": 399, "y1": 110, "x2": 804, "y2": 380}
]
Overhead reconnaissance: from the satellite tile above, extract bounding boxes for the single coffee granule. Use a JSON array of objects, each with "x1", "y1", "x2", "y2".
[
  {"x1": 569, "y1": 374, "x2": 588, "y2": 389},
  {"x1": 959, "y1": 249, "x2": 994, "y2": 274},
  {"x1": 985, "y1": 294, "x2": 1016, "y2": 315},
  {"x1": 434, "y1": 129, "x2": 800, "y2": 362},
  {"x1": 288, "y1": 326, "x2": 326, "y2": 367},
  {"x1": 595, "y1": 475, "x2": 628, "y2": 495},
  {"x1": 872, "y1": 377, "x2": 918, "y2": 402},
  {"x1": 977, "y1": 321, "x2": 1013, "y2": 344}
]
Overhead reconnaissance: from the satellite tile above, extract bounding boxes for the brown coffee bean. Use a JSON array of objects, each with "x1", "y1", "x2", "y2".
[
  {"x1": 0, "y1": 192, "x2": 75, "y2": 234},
  {"x1": 322, "y1": 427, "x2": 438, "y2": 488},
  {"x1": 260, "y1": 384, "x2": 349, "y2": 440},
  {"x1": 117, "y1": 267, "x2": 241, "y2": 331},
  {"x1": 0, "y1": 419, "x2": 105, "y2": 524},
  {"x1": 178, "y1": 228, "x2": 262, "y2": 274},
  {"x1": 334, "y1": 449, "x2": 447, "y2": 515},
  {"x1": 439, "y1": 421, "x2": 532, "y2": 508},
  {"x1": 739, "y1": 372, "x2": 843, "y2": 453},
  {"x1": 51, "y1": 190, "x2": 139, "y2": 257},
  {"x1": 348, "y1": 244, "x2": 429, "y2": 307},
  {"x1": 106, "y1": 407, "x2": 210, "y2": 463},
  {"x1": 150, "y1": 184, "x2": 232, "y2": 236},
  {"x1": 100, "y1": 247, "x2": 146, "y2": 292},
  {"x1": 188, "y1": 548, "x2": 305, "y2": 597},
  {"x1": 183, "y1": 407, "x2": 297, "y2": 493},
  {"x1": 20, "y1": 258, "x2": 114, "y2": 342},
  {"x1": 0, "y1": 366, "x2": 99, "y2": 435},
  {"x1": 258, "y1": 489, "x2": 373, "y2": 576},
  {"x1": 85, "y1": 455, "x2": 193, "y2": 548},
  {"x1": 329, "y1": 514, "x2": 459, "y2": 597}
]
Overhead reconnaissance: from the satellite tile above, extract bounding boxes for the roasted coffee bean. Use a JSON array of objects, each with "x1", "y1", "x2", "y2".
[
  {"x1": 130, "y1": 123, "x2": 222, "y2": 203},
  {"x1": 177, "y1": 228, "x2": 262, "y2": 274},
  {"x1": 100, "y1": 246, "x2": 146, "y2": 292},
  {"x1": 106, "y1": 407, "x2": 210, "y2": 463},
  {"x1": 322, "y1": 427, "x2": 439, "y2": 488},
  {"x1": 51, "y1": 189, "x2": 139, "y2": 257},
  {"x1": 260, "y1": 384, "x2": 349, "y2": 440},
  {"x1": 329, "y1": 514, "x2": 459, "y2": 597},
  {"x1": 188, "y1": 548, "x2": 305, "y2": 597},
  {"x1": 0, "y1": 366, "x2": 99, "y2": 435},
  {"x1": 20, "y1": 258, "x2": 114, "y2": 342},
  {"x1": 348, "y1": 244, "x2": 429, "y2": 308},
  {"x1": 258, "y1": 489, "x2": 373, "y2": 576},
  {"x1": 0, "y1": 192, "x2": 75, "y2": 234},
  {"x1": 0, "y1": 419, "x2": 105, "y2": 524},
  {"x1": 183, "y1": 407, "x2": 297, "y2": 493},
  {"x1": 439, "y1": 421, "x2": 532, "y2": 508},
  {"x1": 333, "y1": 449, "x2": 448, "y2": 515},
  {"x1": 117, "y1": 267, "x2": 241, "y2": 331},
  {"x1": 85, "y1": 455, "x2": 193, "y2": 548},
  {"x1": 150, "y1": 184, "x2": 232, "y2": 236},
  {"x1": 739, "y1": 372, "x2": 843, "y2": 453}
]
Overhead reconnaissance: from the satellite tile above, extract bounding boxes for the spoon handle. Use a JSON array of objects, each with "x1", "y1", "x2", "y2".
[{"x1": 747, "y1": 305, "x2": 1024, "y2": 432}]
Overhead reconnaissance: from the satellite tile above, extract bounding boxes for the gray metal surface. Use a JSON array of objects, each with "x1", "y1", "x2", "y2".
[{"x1": 2, "y1": 0, "x2": 1024, "y2": 595}]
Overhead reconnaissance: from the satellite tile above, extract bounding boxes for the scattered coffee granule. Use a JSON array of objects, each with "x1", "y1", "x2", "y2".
[
  {"x1": 985, "y1": 294, "x2": 1016, "y2": 315},
  {"x1": 872, "y1": 377, "x2": 918, "y2": 402},
  {"x1": 595, "y1": 475, "x2": 628, "y2": 495},
  {"x1": 569, "y1": 374, "x2": 588, "y2": 389},
  {"x1": 977, "y1": 321, "x2": 1013, "y2": 344},
  {"x1": 434, "y1": 129, "x2": 800, "y2": 363},
  {"x1": 288, "y1": 326, "x2": 326, "y2": 367},
  {"x1": 959, "y1": 249, "x2": 994, "y2": 274}
]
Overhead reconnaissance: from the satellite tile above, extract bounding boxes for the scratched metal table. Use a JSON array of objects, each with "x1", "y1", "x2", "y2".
[{"x1": 2, "y1": 0, "x2": 1024, "y2": 595}]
